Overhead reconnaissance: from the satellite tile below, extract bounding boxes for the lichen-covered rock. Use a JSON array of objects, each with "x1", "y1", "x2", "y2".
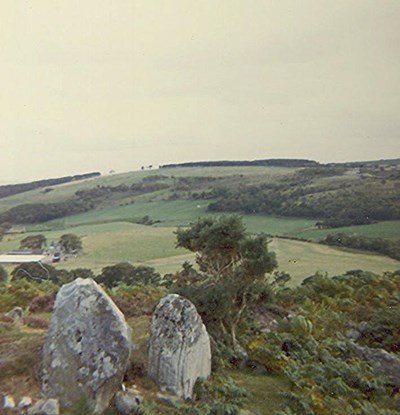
[
  {"x1": 148, "y1": 294, "x2": 211, "y2": 399},
  {"x1": 41, "y1": 278, "x2": 131, "y2": 413}
]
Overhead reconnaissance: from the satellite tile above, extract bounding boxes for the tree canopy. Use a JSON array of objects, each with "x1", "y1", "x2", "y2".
[
  {"x1": 20, "y1": 234, "x2": 47, "y2": 250},
  {"x1": 96, "y1": 262, "x2": 161, "y2": 289},
  {"x1": 59, "y1": 234, "x2": 82, "y2": 254}
]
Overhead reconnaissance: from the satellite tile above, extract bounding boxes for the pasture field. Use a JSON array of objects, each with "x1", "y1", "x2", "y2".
[
  {"x1": 243, "y1": 215, "x2": 315, "y2": 236},
  {"x1": 26, "y1": 199, "x2": 316, "y2": 235},
  {"x1": 1, "y1": 221, "x2": 399, "y2": 282},
  {"x1": 295, "y1": 220, "x2": 400, "y2": 241},
  {"x1": 0, "y1": 166, "x2": 296, "y2": 213},
  {"x1": 269, "y1": 238, "x2": 400, "y2": 285}
]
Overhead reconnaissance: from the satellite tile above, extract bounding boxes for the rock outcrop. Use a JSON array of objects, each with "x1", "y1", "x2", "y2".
[
  {"x1": 148, "y1": 294, "x2": 211, "y2": 399},
  {"x1": 28, "y1": 399, "x2": 60, "y2": 415},
  {"x1": 41, "y1": 278, "x2": 131, "y2": 413},
  {"x1": 352, "y1": 344, "x2": 400, "y2": 388}
]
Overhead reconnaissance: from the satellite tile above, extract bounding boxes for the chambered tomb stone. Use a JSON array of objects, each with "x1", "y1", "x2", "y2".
[
  {"x1": 41, "y1": 278, "x2": 131, "y2": 413},
  {"x1": 148, "y1": 294, "x2": 211, "y2": 399}
]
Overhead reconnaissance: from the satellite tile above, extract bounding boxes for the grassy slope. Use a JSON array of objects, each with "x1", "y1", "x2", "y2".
[
  {"x1": 0, "y1": 166, "x2": 296, "y2": 213},
  {"x1": 295, "y1": 220, "x2": 400, "y2": 241},
  {"x1": 270, "y1": 238, "x2": 400, "y2": 285},
  {"x1": 1, "y1": 166, "x2": 399, "y2": 279},
  {"x1": 228, "y1": 369, "x2": 290, "y2": 415},
  {"x1": 1, "y1": 220, "x2": 399, "y2": 279}
]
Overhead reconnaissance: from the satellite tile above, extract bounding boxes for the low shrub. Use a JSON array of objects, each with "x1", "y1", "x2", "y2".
[
  {"x1": 28, "y1": 294, "x2": 55, "y2": 313},
  {"x1": 24, "y1": 315, "x2": 49, "y2": 329}
]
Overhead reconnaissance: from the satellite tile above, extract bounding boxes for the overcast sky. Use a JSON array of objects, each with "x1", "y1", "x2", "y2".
[{"x1": 0, "y1": 0, "x2": 399, "y2": 183}]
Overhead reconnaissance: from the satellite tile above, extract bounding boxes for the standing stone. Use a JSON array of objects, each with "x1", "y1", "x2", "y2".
[
  {"x1": 148, "y1": 294, "x2": 211, "y2": 399},
  {"x1": 41, "y1": 278, "x2": 131, "y2": 413}
]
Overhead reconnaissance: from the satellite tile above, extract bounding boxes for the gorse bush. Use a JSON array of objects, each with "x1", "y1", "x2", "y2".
[
  {"x1": 172, "y1": 375, "x2": 249, "y2": 415},
  {"x1": 259, "y1": 270, "x2": 400, "y2": 414},
  {"x1": 28, "y1": 293, "x2": 55, "y2": 313},
  {"x1": 109, "y1": 282, "x2": 165, "y2": 316}
]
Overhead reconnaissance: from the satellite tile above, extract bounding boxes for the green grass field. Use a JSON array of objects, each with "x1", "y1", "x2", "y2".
[
  {"x1": 270, "y1": 238, "x2": 400, "y2": 285},
  {"x1": 1, "y1": 220, "x2": 398, "y2": 281},
  {"x1": 25, "y1": 199, "x2": 316, "y2": 234}
]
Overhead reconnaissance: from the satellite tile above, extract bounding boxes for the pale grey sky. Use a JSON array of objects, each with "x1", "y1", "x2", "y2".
[{"x1": 0, "y1": 0, "x2": 399, "y2": 183}]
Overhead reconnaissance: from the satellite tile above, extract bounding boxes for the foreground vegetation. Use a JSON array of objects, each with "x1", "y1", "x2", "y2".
[{"x1": 1, "y1": 215, "x2": 400, "y2": 414}]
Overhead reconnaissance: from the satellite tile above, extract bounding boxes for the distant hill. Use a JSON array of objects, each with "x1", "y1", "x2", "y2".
[
  {"x1": 0, "y1": 158, "x2": 399, "y2": 232},
  {"x1": 160, "y1": 159, "x2": 319, "y2": 169},
  {"x1": 0, "y1": 172, "x2": 101, "y2": 200},
  {"x1": 329, "y1": 158, "x2": 400, "y2": 167}
]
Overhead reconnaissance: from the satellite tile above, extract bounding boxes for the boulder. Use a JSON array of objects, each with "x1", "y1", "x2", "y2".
[
  {"x1": 3, "y1": 395, "x2": 15, "y2": 409},
  {"x1": 114, "y1": 388, "x2": 143, "y2": 415},
  {"x1": 18, "y1": 396, "x2": 33, "y2": 409},
  {"x1": 27, "y1": 399, "x2": 59, "y2": 415},
  {"x1": 5, "y1": 307, "x2": 23, "y2": 325},
  {"x1": 41, "y1": 278, "x2": 131, "y2": 413},
  {"x1": 148, "y1": 294, "x2": 211, "y2": 399}
]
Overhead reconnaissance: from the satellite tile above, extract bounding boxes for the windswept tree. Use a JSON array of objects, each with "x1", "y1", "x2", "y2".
[{"x1": 174, "y1": 215, "x2": 277, "y2": 349}]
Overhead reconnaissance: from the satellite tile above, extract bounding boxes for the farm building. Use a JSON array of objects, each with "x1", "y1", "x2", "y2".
[{"x1": 0, "y1": 249, "x2": 47, "y2": 264}]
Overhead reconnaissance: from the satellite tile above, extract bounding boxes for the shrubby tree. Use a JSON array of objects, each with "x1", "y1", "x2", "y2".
[
  {"x1": 174, "y1": 215, "x2": 277, "y2": 349},
  {"x1": 69, "y1": 268, "x2": 95, "y2": 280},
  {"x1": 59, "y1": 233, "x2": 82, "y2": 254},
  {"x1": 0, "y1": 222, "x2": 11, "y2": 242},
  {"x1": 11, "y1": 262, "x2": 59, "y2": 284},
  {"x1": 0, "y1": 265, "x2": 8, "y2": 283},
  {"x1": 20, "y1": 234, "x2": 47, "y2": 250},
  {"x1": 96, "y1": 262, "x2": 161, "y2": 289}
]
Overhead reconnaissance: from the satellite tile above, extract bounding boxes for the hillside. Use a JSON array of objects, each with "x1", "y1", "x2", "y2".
[{"x1": 0, "y1": 161, "x2": 399, "y2": 279}]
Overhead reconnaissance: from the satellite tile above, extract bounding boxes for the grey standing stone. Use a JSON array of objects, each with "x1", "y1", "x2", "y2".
[
  {"x1": 41, "y1": 278, "x2": 131, "y2": 414},
  {"x1": 148, "y1": 294, "x2": 211, "y2": 399}
]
